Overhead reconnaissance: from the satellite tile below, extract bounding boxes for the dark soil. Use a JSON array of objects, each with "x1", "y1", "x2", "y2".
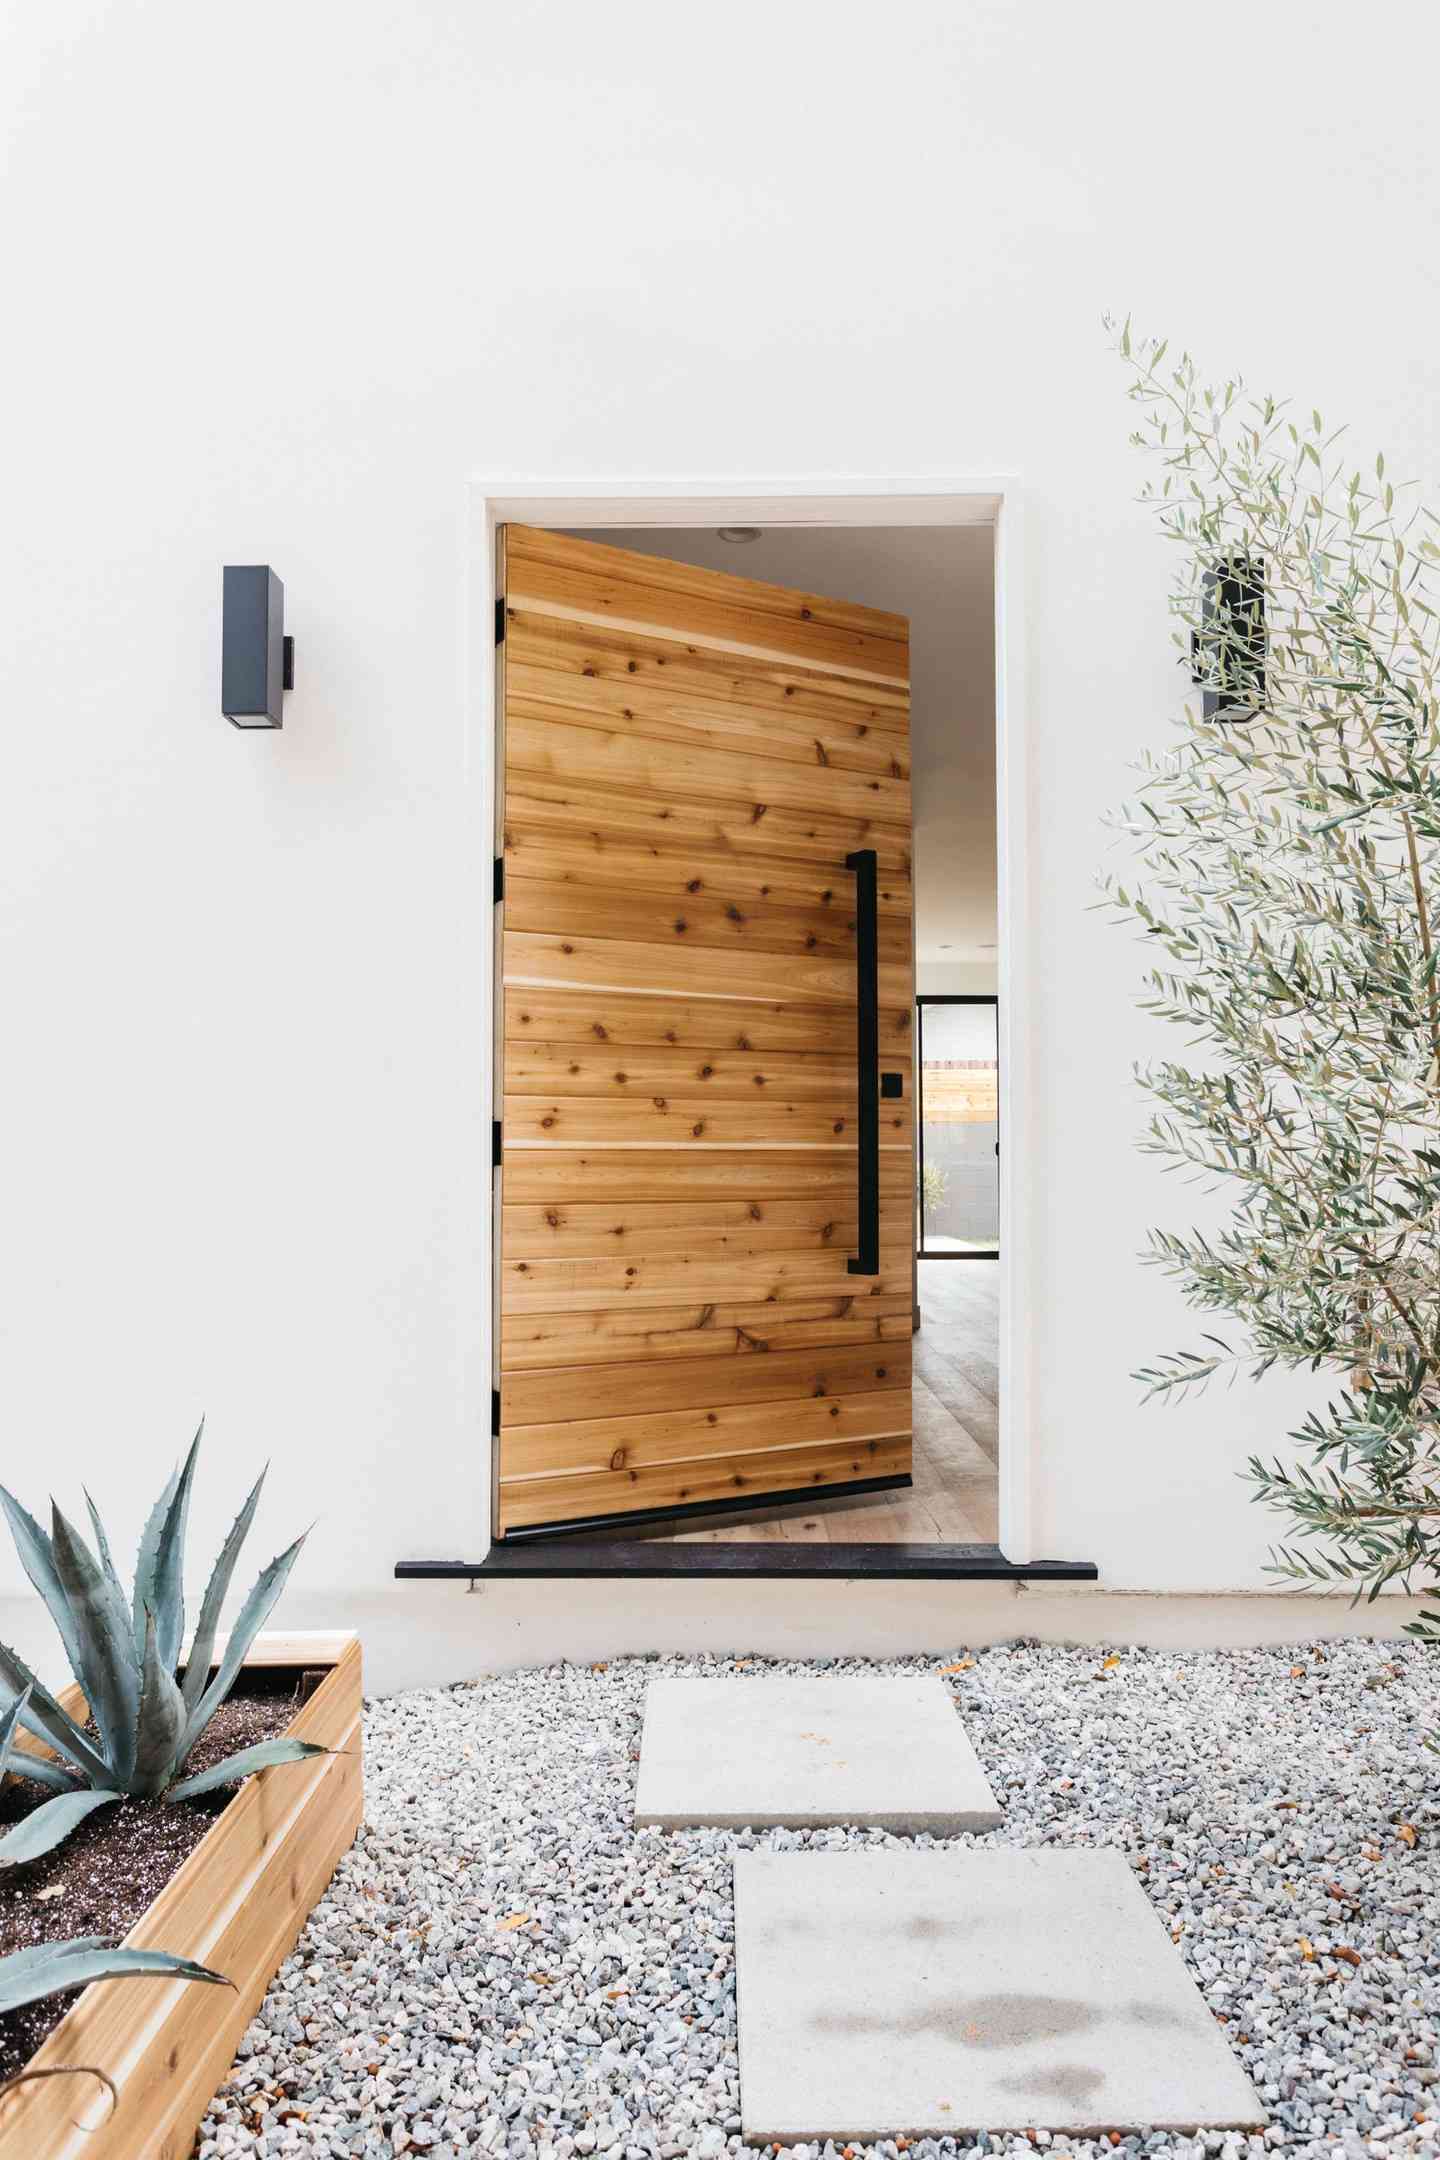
[{"x1": 0, "y1": 1672, "x2": 304, "y2": 2080}]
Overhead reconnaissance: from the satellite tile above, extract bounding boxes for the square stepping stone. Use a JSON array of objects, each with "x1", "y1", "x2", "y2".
[
  {"x1": 634, "y1": 1676, "x2": 1002, "y2": 1832},
  {"x1": 734, "y1": 1849, "x2": 1266, "y2": 2142}
]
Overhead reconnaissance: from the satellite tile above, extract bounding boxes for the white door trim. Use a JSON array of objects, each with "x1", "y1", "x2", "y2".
[{"x1": 464, "y1": 477, "x2": 1033, "y2": 1562}]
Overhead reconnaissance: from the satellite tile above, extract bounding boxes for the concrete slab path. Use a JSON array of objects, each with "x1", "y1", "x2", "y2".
[
  {"x1": 734, "y1": 1848, "x2": 1266, "y2": 2142},
  {"x1": 634, "y1": 1675, "x2": 1004, "y2": 1833}
]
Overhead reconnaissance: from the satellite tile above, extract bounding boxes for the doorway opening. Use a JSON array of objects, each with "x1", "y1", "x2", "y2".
[
  {"x1": 917, "y1": 998, "x2": 999, "y2": 1262},
  {"x1": 394, "y1": 481, "x2": 1090, "y2": 1587}
]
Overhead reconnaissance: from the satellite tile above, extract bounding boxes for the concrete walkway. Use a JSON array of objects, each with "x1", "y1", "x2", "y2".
[{"x1": 633, "y1": 1672, "x2": 1267, "y2": 2143}]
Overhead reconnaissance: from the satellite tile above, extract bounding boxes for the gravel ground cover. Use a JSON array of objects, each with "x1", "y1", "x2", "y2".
[{"x1": 197, "y1": 1639, "x2": 1438, "y2": 2160}]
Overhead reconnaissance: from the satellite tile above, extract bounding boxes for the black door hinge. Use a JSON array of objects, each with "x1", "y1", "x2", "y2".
[
  {"x1": 493, "y1": 855, "x2": 504, "y2": 903},
  {"x1": 492, "y1": 1118, "x2": 502, "y2": 1168},
  {"x1": 495, "y1": 597, "x2": 506, "y2": 645}
]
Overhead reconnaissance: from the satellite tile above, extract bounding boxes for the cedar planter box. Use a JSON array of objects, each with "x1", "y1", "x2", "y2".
[{"x1": 0, "y1": 1629, "x2": 363, "y2": 2160}]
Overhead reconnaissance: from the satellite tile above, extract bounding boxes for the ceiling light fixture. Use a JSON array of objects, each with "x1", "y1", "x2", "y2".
[{"x1": 716, "y1": 526, "x2": 762, "y2": 543}]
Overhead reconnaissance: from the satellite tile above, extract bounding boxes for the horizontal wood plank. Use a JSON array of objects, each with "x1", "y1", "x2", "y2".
[
  {"x1": 502, "y1": 1247, "x2": 912, "y2": 1313},
  {"x1": 508, "y1": 608, "x2": 907, "y2": 737},
  {"x1": 504, "y1": 776, "x2": 912, "y2": 879},
  {"x1": 501, "y1": 1195, "x2": 866, "y2": 1259},
  {"x1": 503, "y1": 818, "x2": 911, "y2": 924},
  {"x1": 500, "y1": 1338, "x2": 910, "y2": 1425},
  {"x1": 501, "y1": 1146, "x2": 913, "y2": 1202},
  {"x1": 501, "y1": 1293, "x2": 913, "y2": 1370},
  {"x1": 502, "y1": 1092, "x2": 912, "y2": 1150},
  {"x1": 504, "y1": 872, "x2": 912, "y2": 964},
  {"x1": 506, "y1": 627, "x2": 909, "y2": 773},
  {"x1": 498, "y1": 1433, "x2": 910, "y2": 1531},
  {"x1": 504, "y1": 1038, "x2": 907, "y2": 1100},
  {"x1": 502, "y1": 1388, "x2": 913, "y2": 1479},
  {"x1": 505, "y1": 533, "x2": 908, "y2": 686},
  {"x1": 504, "y1": 928, "x2": 912, "y2": 1008},
  {"x1": 504, "y1": 988, "x2": 913, "y2": 1057},
  {"x1": 506, "y1": 526, "x2": 909, "y2": 644},
  {"x1": 506, "y1": 709, "x2": 909, "y2": 826}
]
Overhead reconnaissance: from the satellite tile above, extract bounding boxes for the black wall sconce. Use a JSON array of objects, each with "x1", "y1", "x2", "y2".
[
  {"x1": 222, "y1": 566, "x2": 294, "y2": 729},
  {"x1": 1191, "y1": 553, "x2": 1265, "y2": 723}
]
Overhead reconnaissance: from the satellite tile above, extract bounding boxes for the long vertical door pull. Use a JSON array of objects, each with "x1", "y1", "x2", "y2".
[{"x1": 846, "y1": 846, "x2": 880, "y2": 1275}]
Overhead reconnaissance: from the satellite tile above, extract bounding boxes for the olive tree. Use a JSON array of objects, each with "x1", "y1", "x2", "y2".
[{"x1": 1104, "y1": 321, "x2": 1440, "y2": 1638}]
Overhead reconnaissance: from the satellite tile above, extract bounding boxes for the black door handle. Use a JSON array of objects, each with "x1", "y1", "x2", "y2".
[{"x1": 845, "y1": 847, "x2": 880, "y2": 1275}]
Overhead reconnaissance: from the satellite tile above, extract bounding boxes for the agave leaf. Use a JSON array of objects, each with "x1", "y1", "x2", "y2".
[
  {"x1": 0, "y1": 1485, "x2": 86, "y2": 1684},
  {"x1": 0, "y1": 1718, "x2": 78, "y2": 1793},
  {"x1": 133, "y1": 1423, "x2": 202, "y2": 1673},
  {"x1": 176, "y1": 1528, "x2": 310, "y2": 1765},
  {"x1": 0, "y1": 1934, "x2": 231, "y2": 2015},
  {"x1": 0, "y1": 1688, "x2": 30, "y2": 1786},
  {"x1": 167, "y1": 1734, "x2": 333, "y2": 1803},
  {"x1": 131, "y1": 1609, "x2": 185, "y2": 1798},
  {"x1": 49, "y1": 1507, "x2": 140, "y2": 1787},
  {"x1": 130, "y1": 1466, "x2": 178, "y2": 1659},
  {"x1": 0, "y1": 1686, "x2": 71, "y2": 1797},
  {"x1": 0, "y1": 1788, "x2": 117, "y2": 1866},
  {"x1": 0, "y1": 1933, "x2": 112, "y2": 1983},
  {"x1": 83, "y1": 1488, "x2": 127, "y2": 1606},
  {"x1": 0, "y1": 1642, "x2": 112, "y2": 1786},
  {"x1": 180, "y1": 1465, "x2": 266, "y2": 1721}
]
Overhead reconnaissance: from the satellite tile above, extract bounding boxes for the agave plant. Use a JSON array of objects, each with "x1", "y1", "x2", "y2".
[
  {"x1": 0, "y1": 1425, "x2": 326, "y2": 1864},
  {"x1": 0, "y1": 1684, "x2": 230, "y2": 2068}
]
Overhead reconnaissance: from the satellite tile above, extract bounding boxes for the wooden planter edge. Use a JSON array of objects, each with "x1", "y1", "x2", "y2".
[{"x1": 0, "y1": 1628, "x2": 363, "y2": 2160}]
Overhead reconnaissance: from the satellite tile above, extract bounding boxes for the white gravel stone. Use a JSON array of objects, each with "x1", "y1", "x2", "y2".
[{"x1": 196, "y1": 1638, "x2": 1439, "y2": 2160}]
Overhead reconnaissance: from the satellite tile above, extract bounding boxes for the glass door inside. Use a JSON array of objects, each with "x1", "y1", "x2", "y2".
[{"x1": 916, "y1": 995, "x2": 999, "y2": 1257}]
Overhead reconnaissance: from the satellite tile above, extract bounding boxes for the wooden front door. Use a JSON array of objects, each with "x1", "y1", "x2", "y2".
[{"x1": 494, "y1": 525, "x2": 914, "y2": 1537}]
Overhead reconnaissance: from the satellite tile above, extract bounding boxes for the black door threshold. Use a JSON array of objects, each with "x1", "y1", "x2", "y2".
[
  {"x1": 496, "y1": 1472, "x2": 910, "y2": 1545},
  {"x1": 396, "y1": 1544, "x2": 1098, "y2": 1583}
]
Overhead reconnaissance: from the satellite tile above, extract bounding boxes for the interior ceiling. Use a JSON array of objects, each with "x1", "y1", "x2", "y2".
[{"x1": 571, "y1": 525, "x2": 997, "y2": 964}]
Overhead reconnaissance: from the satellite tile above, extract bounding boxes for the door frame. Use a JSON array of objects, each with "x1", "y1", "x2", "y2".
[
  {"x1": 463, "y1": 478, "x2": 1033, "y2": 1563},
  {"x1": 915, "y1": 993, "x2": 1000, "y2": 1262}
]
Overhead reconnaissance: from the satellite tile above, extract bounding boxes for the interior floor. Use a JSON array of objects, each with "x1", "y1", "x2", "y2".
[{"x1": 614, "y1": 1259, "x2": 998, "y2": 1546}]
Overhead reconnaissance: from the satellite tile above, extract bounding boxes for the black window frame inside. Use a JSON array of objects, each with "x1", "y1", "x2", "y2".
[{"x1": 915, "y1": 993, "x2": 999, "y2": 1261}]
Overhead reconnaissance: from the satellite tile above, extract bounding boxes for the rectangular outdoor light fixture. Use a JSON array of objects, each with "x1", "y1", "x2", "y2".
[
  {"x1": 222, "y1": 565, "x2": 294, "y2": 729},
  {"x1": 1192, "y1": 553, "x2": 1264, "y2": 724}
]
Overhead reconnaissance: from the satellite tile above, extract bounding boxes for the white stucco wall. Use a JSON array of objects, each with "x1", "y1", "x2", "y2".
[{"x1": 3, "y1": 0, "x2": 1437, "y2": 1686}]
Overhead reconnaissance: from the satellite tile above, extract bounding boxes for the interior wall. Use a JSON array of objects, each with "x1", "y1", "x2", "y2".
[
  {"x1": 3, "y1": 0, "x2": 1437, "y2": 1682},
  {"x1": 917, "y1": 962, "x2": 1000, "y2": 996}
]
